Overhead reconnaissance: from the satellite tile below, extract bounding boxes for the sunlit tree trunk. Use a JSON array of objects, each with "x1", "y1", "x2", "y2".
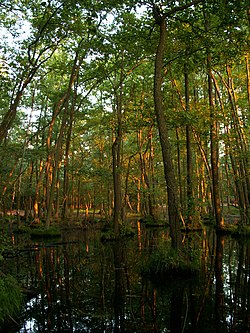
[
  {"x1": 124, "y1": 154, "x2": 135, "y2": 219},
  {"x1": 225, "y1": 65, "x2": 250, "y2": 224},
  {"x1": 45, "y1": 51, "x2": 81, "y2": 227},
  {"x1": 137, "y1": 128, "x2": 155, "y2": 219},
  {"x1": 62, "y1": 88, "x2": 76, "y2": 219}
]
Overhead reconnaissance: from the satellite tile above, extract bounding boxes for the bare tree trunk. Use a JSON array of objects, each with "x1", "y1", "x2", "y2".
[
  {"x1": 246, "y1": 53, "x2": 250, "y2": 108},
  {"x1": 153, "y1": 7, "x2": 181, "y2": 249},
  {"x1": 45, "y1": 52, "x2": 81, "y2": 228},
  {"x1": 62, "y1": 83, "x2": 77, "y2": 219},
  {"x1": 226, "y1": 65, "x2": 250, "y2": 224},
  {"x1": 112, "y1": 132, "x2": 122, "y2": 236},
  {"x1": 112, "y1": 70, "x2": 123, "y2": 237},
  {"x1": 184, "y1": 63, "x2": 193, "y2": 226},
  {"x1": 204, "y1": 11, "x2": 224, "y2": 229},
  {"x1": 137, "y1": 128, "x2": 155, "y2": 219}
]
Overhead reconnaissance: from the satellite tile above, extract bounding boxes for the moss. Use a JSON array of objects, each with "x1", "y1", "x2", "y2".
[{"x1": 0, "y1": 274, "x2": 23, "y2": 324}]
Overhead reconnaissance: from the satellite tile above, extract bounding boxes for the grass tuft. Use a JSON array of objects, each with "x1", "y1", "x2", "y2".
[
  {"x1": 0, "y1": 274, "x2": 23, "y2": 324},
  {"x1": 141, "y1": 242, "x2": 200, "y2": 281},
  {"x1": 30, "y1": 226, "x2": 61, "y2": 238}
]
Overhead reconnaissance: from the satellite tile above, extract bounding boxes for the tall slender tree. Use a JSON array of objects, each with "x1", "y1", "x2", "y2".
[{"x1": 151, "y1": 0, "x2": 203, "y2": 249}]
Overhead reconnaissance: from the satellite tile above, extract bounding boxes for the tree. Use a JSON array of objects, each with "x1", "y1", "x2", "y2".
[
  {"x1": 151, "y1": 0, "x2": 204, "y2": 249},
  {"x1": 0, "y1": 0, "x2": 68, "y2": 142}
]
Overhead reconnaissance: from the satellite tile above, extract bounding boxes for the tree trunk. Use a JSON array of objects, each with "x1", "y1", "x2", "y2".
[
  {"x1": 204, "y1": 12, "x2": 224, "y2": 229},
  {"x1": 112, "y1": 74, "x2": 123, "y2": 237},
  {"x1": 62, "y1": 87, "x2": 76, "y2": 219},
  {"x1": 112, "y1": 135, "x2": 122, "y2": 236},
  {"x1": 184, "y1": 64, "x2": 193, "y2": 226},
  {"x1": 245, "y1": 53, "x2": 250, "y2": 109},
  {"x1": 153, "y1": 9, "x2": 181, "y2": 249},
  {"x1": 225, "y1": 65, "x2": 250, "y2": 224},
  {"x1": 138, "y1": 128, "x2": 155, "y2": 219},
  {"x1": 45, "y1": 52, "x2": 81, "y2": 227}
]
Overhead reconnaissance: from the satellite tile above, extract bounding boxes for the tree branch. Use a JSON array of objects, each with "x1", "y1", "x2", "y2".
[{"x1": 163, "y1": 0, "x2": 204, "y2": 19}]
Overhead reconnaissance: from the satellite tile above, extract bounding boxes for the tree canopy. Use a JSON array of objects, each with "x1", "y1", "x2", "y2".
[{"x1": 0, "y1": 0, "x2": 249, "y2": 235}]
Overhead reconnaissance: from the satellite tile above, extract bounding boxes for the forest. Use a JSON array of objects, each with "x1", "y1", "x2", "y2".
[
  {"x1": 0, "y1": 0, "x2": 249, "y2": 238},
  {"x1": 0, "y1": 0, "x2": 249, "y2": 331}
]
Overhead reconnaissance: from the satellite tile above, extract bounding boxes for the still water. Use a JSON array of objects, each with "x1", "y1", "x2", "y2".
[{"x1": 1, "y1": 223, "x2": 249, "y2": 333}]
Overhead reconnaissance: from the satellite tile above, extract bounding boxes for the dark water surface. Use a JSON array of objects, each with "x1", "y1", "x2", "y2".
[{"x1": 1, "y1": 223, "x2": 249, "y2": 333}]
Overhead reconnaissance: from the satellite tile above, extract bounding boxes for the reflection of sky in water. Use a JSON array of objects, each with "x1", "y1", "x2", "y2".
[
  {"x1": 19, "y1": 318, "x2": 35, "y2": 333},
  {"x1": 19, "y1": 297, "x2": 36, "y2": 333},
  {"x1": 221, "y1": 245, "x2": 246, "y2": 327},
  {"x1": 18, "y1": 295, "x2": 99, "y2": 333},
  {"x1": 5, "y1": 231, "x2": 248, "y2": 333}
]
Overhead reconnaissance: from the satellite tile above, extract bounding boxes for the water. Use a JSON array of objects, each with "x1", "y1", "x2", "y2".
[{"x1": 1, "y1": 224, "x2": 249, "y2": 333}]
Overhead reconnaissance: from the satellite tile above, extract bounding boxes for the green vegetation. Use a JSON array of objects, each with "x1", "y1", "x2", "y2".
[
  {"x1": 29, "y1": 226, "x2": 61, "y2": 239},
  {"x1": 217, "y1": 224, "x2": 250, "y2": 237},
  {"x1": 0, "y1": 0, "x2": 249, "y2": 244},
  {"x1": 0, "y1": 274, "x2": 23, "y2": 324},
  {"x1": 0, "y1": 231, "x2": 23, "y2": 324},
  {"x1": 101, "y1": 221, "x2": 136, "y2": 241},
  {"x1": 141, "y1": 241, "x2": 200, "y2": 280}
]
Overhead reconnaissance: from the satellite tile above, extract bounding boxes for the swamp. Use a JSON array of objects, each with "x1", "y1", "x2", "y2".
[
  {"x1": 0, "y1": 0, "x2": 249, "y2": 332},
  {"x1": 0, "y1": 220, "x2": 249, "y2": 333}
]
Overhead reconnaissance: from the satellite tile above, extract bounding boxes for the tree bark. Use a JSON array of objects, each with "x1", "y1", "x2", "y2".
[
  {"x1": 45, "y1": 52, "x2": 81, "y2": 227},
  {"x1": 184, "y1": 63, "x2": 193, "y2": 225},
  {"x1": 112, "y1": 73, "x2": 123, "y2": 237},
  {"x1": 153, "y1": 8, "x2": 181, "y2": 249},
  {"x1": 112, "y1": 131, "x2": 122, "y2": 237},
  {"x1": 245, "y1": 53, "x2": 250, "y2": 108},
  {"x1": 62, "y1": 83, "x2": 77, "y2": 219},
  {"x1": 204, "y1": 11, "x2": 224, "y2": 229}
]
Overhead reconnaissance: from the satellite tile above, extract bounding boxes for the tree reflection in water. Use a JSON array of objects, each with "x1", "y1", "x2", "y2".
[{"x1": 1, "y1": 225, "x2": 249, "y2": 333}]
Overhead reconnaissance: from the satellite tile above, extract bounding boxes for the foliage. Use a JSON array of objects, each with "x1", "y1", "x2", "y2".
[
  {"x1": 119, "y1": 221, "x2": 136, "y2": 237},
  {"x1": 0, "y1": 0, "x2": 249, "y2": 234},
  {"x1": 100, "y1": 220, "x2": 136, "y2": 241},
  {"x1": 0, "y1": 229, "x2": 13, "y2": 261},
  {"x1": 0, "y1": 274, "x2": 23, "y2": 324}
]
